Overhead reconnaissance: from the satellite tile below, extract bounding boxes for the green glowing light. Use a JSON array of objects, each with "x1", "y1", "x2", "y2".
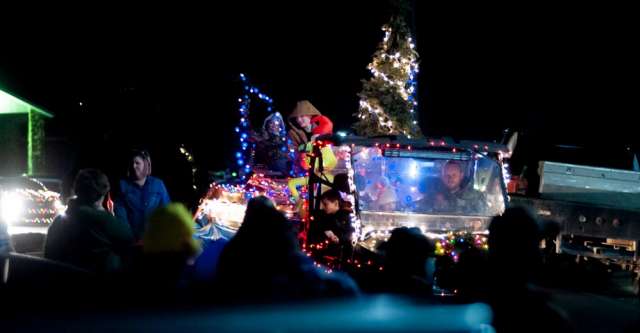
[{"x1": 0, "y1": 88, "x2": 53, "y2": 175}]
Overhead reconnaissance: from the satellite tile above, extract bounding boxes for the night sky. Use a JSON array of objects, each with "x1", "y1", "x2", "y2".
[{"x1": 0, "y1": 1, "x2": 637, "y2": 184}]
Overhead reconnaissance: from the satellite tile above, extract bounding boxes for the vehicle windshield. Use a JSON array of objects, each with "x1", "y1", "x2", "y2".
[{"x1": 351, "y1": 146, "x2": 506, "y2": 217}]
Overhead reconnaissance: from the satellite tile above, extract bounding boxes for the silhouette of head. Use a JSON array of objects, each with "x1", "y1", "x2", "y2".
[
  {"x1": 489, "y1": 207, "x2": 541, "y2": 284},
  {"x1": 73, "y1": 168, "x2": 110, "y2": 206},
  {"x1": 381, "y1": 227, "x2": 434, "y2": 278},
  {"x1": 231, "y1": 196, "x2": 300, "y2": 266}
]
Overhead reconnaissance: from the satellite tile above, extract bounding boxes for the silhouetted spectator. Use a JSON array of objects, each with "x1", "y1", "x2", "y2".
[
  {"x1": 141, "y1": 203, "x2": 201, "y2": 285},
  {"x1": 123, "y1": 203, "x2": 201, "y2": 307},
  {"x1": 214, "y1": 196, "x2": 359, "y2": 303},
  {"x1": 376, "y1": 227, "x2": 435, "y2": 298},
  {"x1": 455, "y1": 246, "x2": 490, "y2": 302},
  {"x1": 488, "y1": 207, "x2": 572, "y2": 332},
  {"x1": 45, "y1": 169, "x2": 134, "y2": 274},
  {"x1": 114, "y1": 149, "x2": 171, "y2": 241}
]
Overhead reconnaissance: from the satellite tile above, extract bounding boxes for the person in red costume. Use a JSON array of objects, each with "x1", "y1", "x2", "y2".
[
  {"x1": 286, "y1": 100, "x2": 337, "y2": 206},
  {"x1": 287, "y1": 100, "x2": 333, "y2": 148}
]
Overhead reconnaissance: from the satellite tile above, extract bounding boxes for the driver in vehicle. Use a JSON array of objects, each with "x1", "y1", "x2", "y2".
[{"x1": 420, "y1": 161, "x2": 485, "y2": 214}]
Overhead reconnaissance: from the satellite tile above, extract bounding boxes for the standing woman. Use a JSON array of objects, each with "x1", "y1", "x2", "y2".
[{"x1": 114, "y1": 149, "x2": 171, "y2": 242}]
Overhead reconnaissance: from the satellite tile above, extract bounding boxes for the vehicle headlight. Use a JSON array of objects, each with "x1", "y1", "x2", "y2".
[{"x1": 1, "y1": 192, "x2": 25, "y2": 224}]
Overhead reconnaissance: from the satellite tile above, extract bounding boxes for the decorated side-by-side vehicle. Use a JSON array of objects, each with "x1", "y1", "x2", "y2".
[
  {"x1": 195, "y1": 133, "x2": 511, "y2": 254},
  {"x1": 193, "y1": 74, "x2": 508, "y2": 277}
]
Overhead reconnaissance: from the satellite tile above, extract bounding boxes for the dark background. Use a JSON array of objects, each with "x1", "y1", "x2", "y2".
[{"x1": 0, "y1": 1, "x2": 637, "y2": 205}]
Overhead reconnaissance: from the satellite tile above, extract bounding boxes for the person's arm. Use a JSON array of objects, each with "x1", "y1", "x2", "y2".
[
  {"x1": 103, "y1": 213, "x2": 134, "y2": 248},
  {"x1": 113, "y1": 201, "x2": 129, "y2": 227},
  {"x1": 113, "y1": 182, "x2": 130, "y2": 227},
  {"x1": 288, "y1": 128, "x2": 308, "y2": 147},
  {"x1": 158, "y1": 180, "x2": 171, "y2": 205},
  {"x1": 248, "y1": 129, "x2": 263, "y2": 143},
  {"x1": 324, "y1": 230, "x2": 340, "y2": 243},
  {"x1": 311, "y1": 115, "x2": 333, "y2": 136},
  {"x1": 334, "y1": 212, "x2": 354, "y2": 242},
  {"x1": 322, "y1": 215, "x2": 342, "y2": 243}
]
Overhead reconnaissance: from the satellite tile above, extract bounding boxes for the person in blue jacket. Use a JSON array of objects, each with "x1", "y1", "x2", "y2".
[{"x1": 114, "y1": 149, "x2": 171, "y2": 242}]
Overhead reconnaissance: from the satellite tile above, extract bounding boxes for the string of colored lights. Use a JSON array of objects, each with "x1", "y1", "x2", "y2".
[
  {"x1": 435, "y1": 232, "x2": 489, "y2": 263},
  {"x1": 196, "y1": 172, "x2": 299, "y2": 230}
]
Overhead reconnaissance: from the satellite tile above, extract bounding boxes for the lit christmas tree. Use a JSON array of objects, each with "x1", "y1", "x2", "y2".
[{"x1": 354, "y1": 15, "x2": 423, "y2": 138}]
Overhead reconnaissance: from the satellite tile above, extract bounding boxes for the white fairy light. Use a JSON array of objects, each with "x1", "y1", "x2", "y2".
[{"x1": 356, "y1": 18, "x2": 422, "y2": 136}]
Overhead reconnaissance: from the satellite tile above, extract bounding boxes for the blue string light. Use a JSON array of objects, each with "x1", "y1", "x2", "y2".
[{"x1": 235, "y1": 73, "x2": 296, "y2": 178}]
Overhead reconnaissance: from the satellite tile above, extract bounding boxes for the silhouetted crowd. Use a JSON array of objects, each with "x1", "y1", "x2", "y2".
[{"x1": 0, "y1": 160, "x2": 586, "y2": 332}]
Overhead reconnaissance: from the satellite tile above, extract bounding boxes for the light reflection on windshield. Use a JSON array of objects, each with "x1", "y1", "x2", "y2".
[{"x1": 350, "y1": 147, "x2": 505, "y2": 217}]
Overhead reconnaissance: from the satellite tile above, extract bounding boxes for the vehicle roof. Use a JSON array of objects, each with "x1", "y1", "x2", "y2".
[{"x1": 334, "y1": 135, "x2": 511, "y2": 157}]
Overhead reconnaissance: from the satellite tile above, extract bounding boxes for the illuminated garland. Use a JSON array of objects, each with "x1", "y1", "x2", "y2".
[
  {"x1": 196, "y1": 173, "x2": 298, "y2": 229},
  {"x1": 203, "y1": 174, "x2": 293, "y2": 204},
  {"x1": 342, "y1": 145, "x2": 362, "y2": 245},
  {"x1": 434, "y1": 232, "x2": 489, "y2": 263}
]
